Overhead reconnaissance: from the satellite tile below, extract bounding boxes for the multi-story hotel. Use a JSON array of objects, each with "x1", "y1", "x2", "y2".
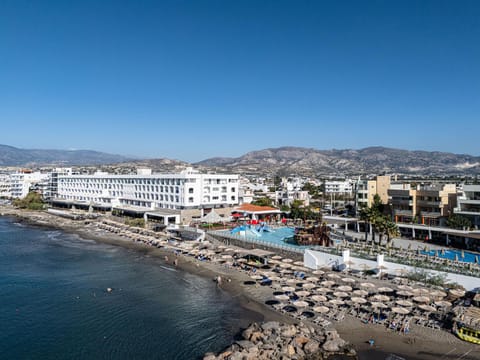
[
  {"x1": 55, "y1": 167, "x2": 239, "y2": 223},
  {"x1": 388, "y1": 183, "x2": 457, "y2": 226},
  {"x1": 455, "y1": 185, "x2": 480, "y2": 229}
]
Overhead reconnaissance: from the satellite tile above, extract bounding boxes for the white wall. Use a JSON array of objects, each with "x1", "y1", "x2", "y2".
[{"x1": 304, "y1": 249, "x2": 479, "y2": 291}]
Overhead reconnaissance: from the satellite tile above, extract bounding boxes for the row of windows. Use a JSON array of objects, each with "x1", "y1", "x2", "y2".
[{"x1": 60, "y1": 178, "x2": 186, "y2": 185}]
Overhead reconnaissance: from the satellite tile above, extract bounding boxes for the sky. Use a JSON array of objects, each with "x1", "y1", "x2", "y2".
[{"x1": 0, "y1": 0, "x2": 479, "y2": 162}]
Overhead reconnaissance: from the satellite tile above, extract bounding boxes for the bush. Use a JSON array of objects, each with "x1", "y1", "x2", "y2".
[
  {"x1": 125, "y1": 218, "x2": 145, "y2": 228},
  {"x1": 13, "y1": 191, "x2": 45, "y2": 210}
]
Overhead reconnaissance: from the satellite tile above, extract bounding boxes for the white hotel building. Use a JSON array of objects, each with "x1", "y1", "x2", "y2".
[{"x1": 56, "y1": 168, "x2": 239, "y2": 223}]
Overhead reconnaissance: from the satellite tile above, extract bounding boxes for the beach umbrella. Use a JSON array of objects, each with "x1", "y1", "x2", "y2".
[
  {"x1": 275, "y1": 294, "x2": 290, "y2": 301},
  {"x1": 320, "y1": 280, "x2": 336, "y2": 287},
  {"x1": 396, "y1": 300, "x2": 413, "y2": 307},
  {"x1": 341, "y1": 277, "x2": 356, "y2": 284},
  {"x1": 286, "y1": 278, "x2": 297, "y2": 284},
  {"x1": 327, "y1": 273, "x2": 341, "y2": 279},
  {"x1": 337, "y1": 285, "x2": 353, "y2": 292},
  {"x1": 305, "y1": 276, "x2": 320, "y2": 283},
  {"x1": 412, "y1": 288, "x2": 430, "y2": 296},
  {"x1": 271, "y1": 255, "x2": 282, "y2": 260},
  {"x1": 434, "y1": 300, "x2": 452, "y2": 308},
  {"x1": 269, "y1": 275, "x2": 281, "y2": 282},
  {"x1": 279, "y1": 263, "x2": 292, "y2": 268},
  {"x1": 312, "y1": 270, "x2": 325, "y2": 275},
  {"x1": 221, "y1": 254, "x2": 232, "y2": 259},
  {"x1": 392, "y1": 307, "x2": 410, "y2": 315},
  {"x1": 360, "y1": 282, "x2": 376, "y2": 289},
  {"x1": 329, "y1": 299, "x2": 345, "y2": 306},
  {"x1": 316, "y1": 287, "x2": 333, "y2": 293},
  {"x1": 430, "y1": 290, "x2": 447, "y2": 299},
  {"x1": 282, "y1": 286, "x2": 296, "y2": 292},
  {"x1": 351, "y1": 297, "x2": 367, "y2": 304},
  {"x1": 378, "y1": 287, "x2": 394, "y2": 293},
  {"x1": 397, "y1": 285, "x2": 413, "y2": 291},
  {"x1": 396, "y1": 290, "x2": 414, "y2": 297},
  {"x1": 293, "y1": 261, "x2": 304, "y2": 266},
  {"x1": 413, "y1": 296, "x2": 430, "y2": 303},
  {"x1": 448, "y1": 289, "x2": 465, "y2": 298},
  {"x1": 418, "y1": 304, "x2": 437, "y2": 313},
  {"x1": 371, "y1": 294, "x2": 390, "y2": 302},
  {"x1": 333, "y1": 291, "x2": 349, "y2": 298},
  {"x1": 353, "y1": 289, "x2": 368, "y2": 297},
  {"x1": 282, "y1": 258, "x2": 294, "y2": 263},
  {"x1": 250, "y1": 274, "x2": 263, "y2": 280},
  {"x1": 370, "y1": 301, "x2": 388, "y2": 309},
  {"x1": 313, "y1": 305, "x2": 330, "y2": 314},
  {"x1": 311, "y1": 295, "x2": 328, "y2": 302},
  {"x1": 295, "y1": 290, "x2": 311, "y2": 297},
  {"x1": 302, "y1": 283, "x2": 316, "y2": 289},
  {"x1": 293, "y1": 300, "x2": 309, "y2": 307}
]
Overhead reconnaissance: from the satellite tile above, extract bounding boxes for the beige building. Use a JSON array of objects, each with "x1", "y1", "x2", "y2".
[
  {"x1": 389, "y1": 183, "x2": 457, "y2": 226},
  {"x1": 366, "y1": 175, "x2": 391, "y2": 207}
]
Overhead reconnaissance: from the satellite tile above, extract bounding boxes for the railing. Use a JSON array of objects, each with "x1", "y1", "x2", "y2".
[{"x1": 209, "y1": 230, "x2": 304, "y2": 254}]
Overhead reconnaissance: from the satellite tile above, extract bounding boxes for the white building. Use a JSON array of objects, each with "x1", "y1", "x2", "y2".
[
  {"x1": 56, "y1": 167, "x2": 239, "y2": 212},
  {"x1": 0, "y1": 174, "x2": 11, "y2": 198},
  {"x1": 9, "y1": 172, "x2": 50, "y2": 199},
  {"x1": 325, "y1": 180, "x2": 354, "y2": 194},
  {"x1": 455, "y1": 184, "x2": 480, "y2": 229}
]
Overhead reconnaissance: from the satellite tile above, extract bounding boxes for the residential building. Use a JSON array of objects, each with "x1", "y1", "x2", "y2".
[
  {"x1": 389, "y1": 183, "x2": 457, "y2": 226},
  {"x1": 455, "y1": 184, "x2": 480, "y2": 229}
]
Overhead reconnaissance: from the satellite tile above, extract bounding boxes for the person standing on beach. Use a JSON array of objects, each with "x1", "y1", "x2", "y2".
[{"x1": 217, "y1": 276, "x2": 222, "y2": 287}]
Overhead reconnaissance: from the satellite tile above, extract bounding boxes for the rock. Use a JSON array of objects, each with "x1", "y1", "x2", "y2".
[
  {"x1": 250, "y1": 331, "x2": 264, "y2": 343},
  {"x1": 303, "y1": 339, "x2": 320, "y2": 354},
  {"x1": 325, "y1": 330, "x2": 340, "y2": 341},
  {"x1": 287, "y1": 344, "x2": 296, "y2": 356},
  {"x1": 281, "y1": 325, "x2": 298, "y2": 338},
  {"x1": 322, "y1": 338, "x2": 347, "y2": 353},
  {"x1": 261, "y1": 321, "x2": 280, "y2": 332},
  {"x1": 202, "y1": 353, "x2": 216, "y2": 360},
  {"x1": 236, "y1": 340, "x2": 255, "y2": 350},
  {"x1": 218, "y1": 350, "x2": 232, "y2": 359},
  {"x1": 293, "y1": 336, "x2": 309, "y2": 346}
]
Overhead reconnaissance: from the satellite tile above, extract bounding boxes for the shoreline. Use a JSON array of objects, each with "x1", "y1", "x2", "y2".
[{"x1": 3, "y1": 208, "x2": 480, "y2": 360}]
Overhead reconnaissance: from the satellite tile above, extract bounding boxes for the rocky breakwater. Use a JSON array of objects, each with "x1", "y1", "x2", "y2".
[{"x1": 203, "y1": 321, "x2": 357, "y2": 360}]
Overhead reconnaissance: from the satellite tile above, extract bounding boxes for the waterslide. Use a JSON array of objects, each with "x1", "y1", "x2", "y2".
[{"x1": 231, "y1": 225, "x2": 262, "y2": 237}]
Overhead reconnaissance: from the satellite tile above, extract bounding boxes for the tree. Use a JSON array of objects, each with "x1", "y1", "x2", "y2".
[
  {"x1": 446, "y1": 214, "x2": 472, "y2": 230},
  {"x1": 13, "y1": 191, "x2": 45, "y2": 210},
  {"x1": 251, "y1": 197, "x2": 274, "y2": 207}
]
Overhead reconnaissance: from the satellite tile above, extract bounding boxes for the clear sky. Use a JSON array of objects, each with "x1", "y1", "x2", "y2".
[{"x1": 1, "y1": 0, "x2": 479, "y2": 162}]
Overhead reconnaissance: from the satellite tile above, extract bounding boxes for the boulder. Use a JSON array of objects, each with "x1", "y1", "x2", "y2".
[
  {"x1": 202, "y1": 354, "x2": 216, "y2": 360},
  {"x1": 293, "y1": 336, "x2": 309, "y2": 346},
  {"x1": 250, "y1": 331, "x2": 264, "y2": 343},
  {"x1": 235, "y1": 340, "x2": 255, "y2": 350},
  {"x1": 322, "y1": 338, "x2": 347, "y2": 353},
  {"x1": 261, "y1": 321, "x2": 280, "y2": 332},
  {"x1": 281, "y1": 325, "x2": 298, "y2": 338},
  {"x1": 303, "y1": 339, "x2": 320, "y2": 354},
  {"x1": 325, "y1": 330, "x2": 340, "y2": 341}
]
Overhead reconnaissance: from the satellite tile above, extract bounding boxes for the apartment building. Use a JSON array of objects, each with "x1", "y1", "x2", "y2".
[{"x1": 455, "y1": 184, "x2": 480, "y2": 229}]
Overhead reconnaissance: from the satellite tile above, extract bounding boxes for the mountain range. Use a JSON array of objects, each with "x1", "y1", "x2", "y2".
[
  {"x1": 1, "y1": 144, "x2": 479, "y2": 176},
  {"x1": 0, "y1": 144, "x2": 130, "y2": 167}
]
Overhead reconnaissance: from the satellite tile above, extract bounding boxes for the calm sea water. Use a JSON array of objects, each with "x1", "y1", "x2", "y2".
[{"x1": 0, "y1": 217, "x2": 253, "y2": 360}]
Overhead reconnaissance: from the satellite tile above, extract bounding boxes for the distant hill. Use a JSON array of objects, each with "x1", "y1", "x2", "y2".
[
  {"x1": 0, "y1": 144, "x2": 130, "y2": 166},
  {"x1": 195, "y1": 146, "x2": 480, "y2": 176}
]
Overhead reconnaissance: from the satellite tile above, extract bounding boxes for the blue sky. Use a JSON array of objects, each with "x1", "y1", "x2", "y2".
[{"x1": 1, "y1": 0, "x2": 479, "y2": 162}]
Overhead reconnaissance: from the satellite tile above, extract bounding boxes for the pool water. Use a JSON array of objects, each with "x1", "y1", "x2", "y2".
[{"x1": 421, "y1": 249, "x2": 480, "y2": 263}]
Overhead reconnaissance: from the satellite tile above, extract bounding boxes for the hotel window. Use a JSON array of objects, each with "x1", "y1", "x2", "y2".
[
  {"x1": 213, "y1": 196, "x2": 219, "y2": 200},
  {"x1": 188, "y1": 188, "x2": 194, "y2": 194},
  {"x1": 175, "y1": 196, "x2": 179, "y2": 202},
  {"x1": 231, "y1": 187, "x2": 235, "y2": 192},
  {"x1": 170, "y1": 195, "x2": 174, "y2": 202},
  {"x1": 221, "y1": 187, "x2": 227, "y2": 193},
  {"x1": 188, "y1": 197, "x2": 194, "y2": 203},
  {"x1": 222, "y1": 195, "x2": 227, "y2": 201},
  {"x1": 231, "y1": 196, "x2": 236, "y2": 201}
]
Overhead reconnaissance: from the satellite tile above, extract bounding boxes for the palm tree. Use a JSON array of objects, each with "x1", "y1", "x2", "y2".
[{"x1": 384, "y1": 219, "x2": 400, "y2": 245}]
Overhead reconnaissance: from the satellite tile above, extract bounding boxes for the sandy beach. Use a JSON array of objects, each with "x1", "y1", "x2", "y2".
[{"x1": 2, "y1": 207, "x2": 480, "y2": 360}]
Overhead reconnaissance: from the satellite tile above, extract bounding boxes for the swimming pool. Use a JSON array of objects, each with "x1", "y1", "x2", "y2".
[{"x1": 421, "y1": 249, "x2": 480, "y2": 264}]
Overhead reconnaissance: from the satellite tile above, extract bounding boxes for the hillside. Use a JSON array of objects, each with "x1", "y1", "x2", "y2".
[
  {"x1": 195, "y1": 146, "x2": 480, "y2": 176},
  {"x1": 0, "y1": 144, "x2": 130, "y2": 166}
]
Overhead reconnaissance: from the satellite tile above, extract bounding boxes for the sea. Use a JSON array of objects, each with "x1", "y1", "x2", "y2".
[{"x1": 0, "y1": 217, "x2": 255, "y2": 360}]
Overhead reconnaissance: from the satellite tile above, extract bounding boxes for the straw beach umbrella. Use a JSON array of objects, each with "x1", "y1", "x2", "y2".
[
  {"x1": 313, "y1": 305, "x2": 330, "y2": 314},
  {"x1": 337, "y1": 285, "x2": 353, "y2": 292},
  {"x1": 302, "y1": 283, "x2": 316, "y2": 290},
  {"x1": 378, "y1": 287, "x2": 394, "y2": 293},
  {"x1": 392, "y1": 307, "x2": 410, "y2": 315},
  {"x1": 351, "y1": 297, "x2": 367, "y2": 304},
  {"x1": 396, "y1": 300, "x2": 413, "y2": 307},
  {"x1": 311, "y1": 294, "x2": 328, "y2": 302},
  {"x1": 275, "y1": 294, "x2": 290, "y2": 301},
  {"x1": 333, "y1": 291, "x2": 349, "y2": 298},
  {"x1": 293, "y1": 300, "x2": 309, "y2": 307},
  {"x1": 413, "y1": 296, "x2": 430, "y2": 304},
  {"x1": 353, "y1": 289, "x2": 368, "y2": 297}
]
